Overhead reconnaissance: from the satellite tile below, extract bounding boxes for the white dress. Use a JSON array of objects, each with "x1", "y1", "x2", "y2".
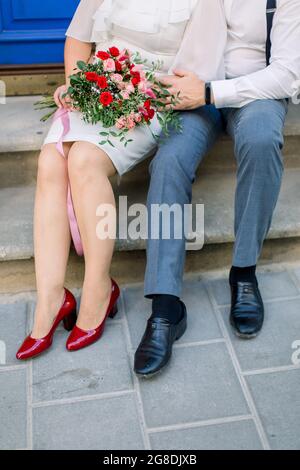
[{"x1": 43, "y1": 0, "x2": 199, "y2": 175}]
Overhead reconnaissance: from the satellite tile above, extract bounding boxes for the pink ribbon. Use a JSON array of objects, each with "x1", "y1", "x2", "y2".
[{"x1": 54, "y1": 108, "x2": 84, "y2": 256}]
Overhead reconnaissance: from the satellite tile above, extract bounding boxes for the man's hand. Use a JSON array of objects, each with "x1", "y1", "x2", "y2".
[{"x1": 159, "y1": 70, "x2": 208, "y2": 111}]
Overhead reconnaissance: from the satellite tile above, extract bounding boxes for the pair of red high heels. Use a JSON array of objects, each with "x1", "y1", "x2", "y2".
[{"x1": 16, "y1": 279, "x2": 120, "y2": 360}]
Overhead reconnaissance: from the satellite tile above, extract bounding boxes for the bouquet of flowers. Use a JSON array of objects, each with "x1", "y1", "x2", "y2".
[{"x1": 35, "y1": 46, "x2": 181, "y2": 147}]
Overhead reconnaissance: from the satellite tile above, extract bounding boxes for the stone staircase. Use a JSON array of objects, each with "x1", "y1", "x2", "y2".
[{"x1": 1, "y1": 96, "x2": 300, "y2": 292}]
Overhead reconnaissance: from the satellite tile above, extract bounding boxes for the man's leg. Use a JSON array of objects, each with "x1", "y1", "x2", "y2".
[
  {"x1": 135, "y1": 106, "x2": 223, "y2": 377},
  {"x1": 145, "y1": 106, "x2": 222, "y2": 298},
  {"x1": 224, "y1": 99, "x2": 288, "y2": 338}
]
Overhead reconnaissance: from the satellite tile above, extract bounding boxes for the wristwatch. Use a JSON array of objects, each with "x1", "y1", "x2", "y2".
[{"x1": 205, "y1": 82, "x2": 212, "y2": 106}]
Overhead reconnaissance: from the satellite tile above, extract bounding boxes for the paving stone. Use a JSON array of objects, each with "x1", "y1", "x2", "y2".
[
  {"x1": 181, "y1": 281, "x2": 222, "y2": 342},
  {"x1": 122, "y1": 285, "x2": 151, "y2": 349},
  {"x1": 256, "y1": 271, "x2": 300, "y2": 299},
  {"x1": 209, "y1": 270, "x2": 299, "y2": 306},
  {"x1": 1, "y1": 268, "x2": 300, "y2": 450},
  {"x1": 0, "y1": 369, "x2": 27, "y2": 449},
  {"x1": 293, "y1": 267, "x2": 300, "y2": 286},
  {"x1": 246, "y1": 370, "x2": 300, "y2": 450},
  {"x1": 32, "y1": 323, "x2": 133, "y2": 403},
  {"x1": 138, "y1": 342, "x2": 249, "y2": 428},
  {"x1": 150, "y1": 419, "x2": 262, "y2": 450},
  {"x1": 124, "y1": 281, "x2": 222, "y2": 350},
  {"x1": 0, "y1": 301, "x2": 28, "y2": 366},
  {"x1": 208, "y1": 278, "x2": 231, "y2": 306},
  {"x1": 33, "y1": 394, "x2": 144, "y2": 450},
  {"x1": 221, "y1": 298, "x2": 300, "y2": 371}
]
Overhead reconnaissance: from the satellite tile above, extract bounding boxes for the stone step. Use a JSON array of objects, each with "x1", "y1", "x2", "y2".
[
  {"x1": 1, "y1": 97, "x2": 300, "y2": 155},
  {"x1": 1, "y1": 167, "x2": 300, "y2": 262},
  {"x1": 2, "y1": 238, "x2": 300, "y2": 294},
  {"x1": 0, "y1": 98, "x2": 300, "y2": 188},
  {"x1": 1, "y1": 71, "x2": 64, "y2": 97}
]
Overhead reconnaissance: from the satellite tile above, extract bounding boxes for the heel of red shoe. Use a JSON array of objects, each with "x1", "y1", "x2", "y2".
[
  {"x1": 63, "y1": 309, "x2": 77, "y2": 331},
  {"x1": 109, "y1": 303, "x2": 118, "y2": 319}
]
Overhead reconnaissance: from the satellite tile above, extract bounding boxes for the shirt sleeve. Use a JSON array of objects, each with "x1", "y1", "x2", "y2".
[
  {"x1": 65, "y1": 0, "x2": 104, "y2": 43},
  {"x1": 211, "y1": 0, "x2": 300, "y2": 108}
]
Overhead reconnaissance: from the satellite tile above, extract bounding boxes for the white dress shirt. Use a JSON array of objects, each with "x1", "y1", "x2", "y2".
[{"x1": 211, "y1": 0, "x2": 300, "y2": 108}]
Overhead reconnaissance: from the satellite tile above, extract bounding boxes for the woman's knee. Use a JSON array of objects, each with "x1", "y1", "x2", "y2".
[
  {"x1": 37, "y1": 144, "x2": 68, "y2": 185},
  {"x1": 68, "y1": 142, "x2": 116, "y2": 182}
]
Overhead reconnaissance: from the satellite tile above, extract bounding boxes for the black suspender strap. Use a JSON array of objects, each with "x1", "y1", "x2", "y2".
[{"x1": 266, "y1": 0, "x2": 277, "y2": 66}]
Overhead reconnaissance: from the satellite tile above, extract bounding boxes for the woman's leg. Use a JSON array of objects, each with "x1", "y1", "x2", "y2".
[
  {"x1": 32, "y1": 142, "x2": 73, "y2": 338},
  {"x1": 68, "y1": 141, "x2": 117, "y2": 329}
]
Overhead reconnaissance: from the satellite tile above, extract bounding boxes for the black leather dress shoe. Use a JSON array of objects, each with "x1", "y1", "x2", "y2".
[
  {"x1": 134, "y1": 303, "x2": 187, "y2": 378},
  {"x1": 230, "y1": 281, "x2": 264, "y2": 339}
]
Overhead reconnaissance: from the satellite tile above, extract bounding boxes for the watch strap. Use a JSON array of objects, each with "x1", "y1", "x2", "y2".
[{"x1": 205, "y1": 82, "x2": 212, "y2": 106}]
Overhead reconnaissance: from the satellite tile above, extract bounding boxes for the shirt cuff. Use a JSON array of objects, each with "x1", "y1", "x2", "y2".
[{"x1": 211, "y1": 79, "x2": 239, "y2": 108}]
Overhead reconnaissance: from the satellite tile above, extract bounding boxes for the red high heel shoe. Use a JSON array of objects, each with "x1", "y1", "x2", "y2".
[
  {"x1": 16, "y1": 289, "x2": 77, "y2": 361},
  {"x1": 66, "y1": 279, "x2": 120, "y2": 352}
]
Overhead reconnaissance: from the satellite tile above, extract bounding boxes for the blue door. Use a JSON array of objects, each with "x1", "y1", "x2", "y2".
[{"x1": 0, "y1": 0, "x2": 80, "y2": 65}]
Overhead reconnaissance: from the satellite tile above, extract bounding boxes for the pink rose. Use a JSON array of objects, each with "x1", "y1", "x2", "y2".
[
  {"x1": 118, "y1": 49, "x2": 132, "y2": 62},
  {"x1": 138, "y1": 81, "x2": 148, "y2": 93},
  {"x1": 134, "y1": 113, "x2": 142, "y2": 123},
  {"x1": 116, "y1": 116, "x2": 126, "y2": 129},
  {"x1": 138, "y1": 106, "x2": 148, "y2": 117},
  {"x1": 125, "y1": 83, "x2": 135, "y2": 94},
  {"x1": 146, "y1": 88, "x2": 157, "y2": 99},
  {"x1": 111, "y1": 73, "x2": 123, "y2": 83},
  {"x1": 120, "y1": 91, "x2": 130, "y2": 100},
  {"x1": 131, "y1": 64, "x2": 144, "y2": 73},
  {"x1": 103, "y1": 59, "x2": 116, "y2": 72},
  {"x1": 117, "y1": 81, "x2": 126, "y2": 90},
  {"x1": 126, "y1": 117, "x2": 136, "y2": 129}
]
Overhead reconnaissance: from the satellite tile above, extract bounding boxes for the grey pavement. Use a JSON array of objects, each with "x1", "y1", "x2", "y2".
[{"x1": 0, "y1": 266, "x2": 300, "y2": 450}]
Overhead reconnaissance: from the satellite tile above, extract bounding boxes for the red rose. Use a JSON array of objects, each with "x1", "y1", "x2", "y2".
[
  {"x1": 85, "y1": 72, "x2": 98, "y2": 82},
  {"x1": 147, "y1": 108, "x2": 155, "y2": 119},
  {"x1": 109, "y1": 47, "x2": 120, "y2": 57},
  {"x1": 97, "y1": 76, "x2": 108, "y2": 89},
  {"x1": 131, "y1": 77, "x2": 140, "y2": 87},
  {"x1": 96, "y1": 51, "x2": 110, "y2": 60},
  {"x1": 100, "y1": 91, "x2": 113, "y2": 107},
  {"x1": 144, "y1": 100, "x2": 151, "y2": 110},
  {"x1": 131, "y1": 71, "x2": 141, "y2": 86},
  {"x1": 119, "y1": 54, "x2": 129, "y2": 62},
  {"x1": 130, "y1": 70, "x2": 140, "y2": 78},
  {"x1": 115, "y1": 61, "x2": 122, "y2": 72}
]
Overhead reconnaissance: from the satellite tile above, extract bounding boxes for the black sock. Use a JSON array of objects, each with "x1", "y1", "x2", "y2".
[
  {"x1": 151, "y1": 295, "x2": 183, "y2": 324},
  {"x1": 230, "y1": 265, "x2": 257, "y2": 284}
]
